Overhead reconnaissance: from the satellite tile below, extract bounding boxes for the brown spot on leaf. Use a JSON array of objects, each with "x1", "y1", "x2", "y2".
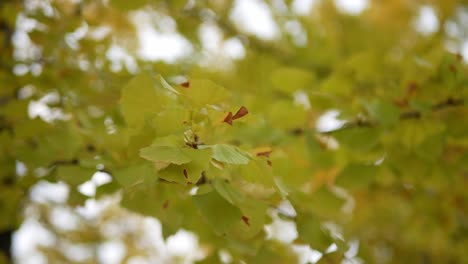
[
  {"x1": 232, "y1": 106, "x2": 248, "y2": 120},
  {"x1": 181, "y1": 81, "x2": 190, "y2": 88},
  {"x1": 183, "y1": 169, "x2": 188, "y2": 179},
  {"x1": 256, "y1": 150, "x2": 272, "y2": 158},
  {"x1": 223, "y1": 111, "x2": 233, "y2": 125},
  {"x1": 449, "y1": 64, "x2": 457, "y2": 73},
  {"x1": 241, "y1": 216, "x2": 250, "y2": 226},
  {"x1": 267, "y1": 160, "x2": 272, "y2": 166},
  {"x1": 196, "y1": 172, "x2": 207, "y2": 185},
  {"x1": 163, "y1": 200, "x2": 169, "y2": 209},
  {"x1": 407, "y1": 81, "x2": 418, "y2": 96}
]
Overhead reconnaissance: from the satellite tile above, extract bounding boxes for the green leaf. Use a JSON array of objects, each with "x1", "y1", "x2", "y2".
[
  {"x1": 271, "y1": 67, "x2": 315, "y2": 93},
  {"x1": 336, "y1": 163, "x2": 378, "y2": 190},
  {"x1": 333, "y1": 127, "x2": 380, "y2": 152},
  {"x1": 158, "y1": 74, "x2": 180, "y2": 95},
  {"x1": 111, "y1": 0, "x2": 147, "y2": 10},
  {"x1": 113, "y1": 163, "x2": 153, "y2": 187},
  {"x1": 212, "y1": 178, "x2": 268, "y2": 239},
  {"x1": 211, "y1": 144, "x2": 251, "y2": 165},
  {"x1": 296, "y1": 212, "x2": 333, "y2": 251},
  {"x1": 139, "y1": 145, "x2": 194, "y2": 165},
  {"x1": 152, "y1": 107, "x2": 187, "y2": 137},
  {"x1": 157, "y1": 148, "x2": 212, "y2": 184},
  {"x1": 179, "y1": 79, "x2": 230, "y2": 107},
  {"x1": 291, "y1": 187, "x2": 345, "y2": 219},
  {"x1": 120, "y1": 73, "x2": 166, "y2": 129},
  {"x1": 366, "y1": 100, "x2": 401, "y2": 127},
  {"x1": 193, "y1": 191, "x2": 242, "y2": 236},
  {"x1": 55, "y1": 165, "x2": 95, "y2": 186},
  {"x1": 212, "y1": 178, "x2": 245, "y2": 205}
]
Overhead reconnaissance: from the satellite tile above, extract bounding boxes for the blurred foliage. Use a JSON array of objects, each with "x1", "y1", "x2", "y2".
[{"x1": 1, "y1": 0, "x2": 468, "y2": 263}]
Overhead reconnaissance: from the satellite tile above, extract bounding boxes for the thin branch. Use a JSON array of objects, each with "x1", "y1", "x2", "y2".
[{"x1": 321, "y1": 97, "x2": 465, "y2": 134}]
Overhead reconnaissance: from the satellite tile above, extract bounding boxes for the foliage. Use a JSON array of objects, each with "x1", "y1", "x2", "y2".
[{"x1": 1, "y1": 0, "x2": 467, "y2": 263}]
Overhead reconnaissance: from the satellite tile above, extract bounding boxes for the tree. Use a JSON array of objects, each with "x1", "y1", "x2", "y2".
[{"x1": 1, "y1": 0, "x2": 467, "y2": 263}]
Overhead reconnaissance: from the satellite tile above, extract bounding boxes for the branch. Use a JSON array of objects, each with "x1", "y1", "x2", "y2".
[{"x1": 321, "y1": 97, "x2": 465, "y2": 134}]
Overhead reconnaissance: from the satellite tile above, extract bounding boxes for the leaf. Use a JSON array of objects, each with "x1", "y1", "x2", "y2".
[
  {"x1": 139, "y1": 145, "x2": 195, "y2": 165},
  {"x1": 111, "y1": 0, "x2": 147, "y2": 10},
  {"x1": 157, "y1": 148, "x2": 211, "y2": 184},
  {"x1": 211, "y1": 144, "x2": 251, "y2": 165},
  {"x1": 212, "y1": 178, "x2": 268, "y2": 239},
  {"x1": 336, "y1": 163, "x2": 378, "y2": 190},
  {"x1": 333, "y1": 127, "x2": 380, "y2": 152},
  {"x1": 55, "y1": 165, "x2": 95, "y2": 186},
  {"x1": 158, "y1": 74, "x2": 180, "y2": 95},
  {"x1": 179, "y1": 79, "x2": 230, "y2": 107},
  {"x1": 193, "y1": 191, "x2": 242, "y2": 236},
  {"x1": 212, "y1": 178, "x2": 246, "y2": 205},
  {"x1": 366, "y1": 100, "x2": 401, "y2": 127},
  {"x1": 291, "y1": 187, "x2": 345, "y2": 219},
  {"x1": 271, "y1": 67, "x2": 315, "y2": 93},
  {"x1": 152, "y1": 107, "x2": 187, "y2": 137},
  {"x1": 120, "y1": 73, "x2": 166, "y2": 129},
  {"x1": 296, "y1": 212, "x2": 333, "y2": 251},
  {"x1": 113, "y1": 163, "x2": 153, "y2": 187}
]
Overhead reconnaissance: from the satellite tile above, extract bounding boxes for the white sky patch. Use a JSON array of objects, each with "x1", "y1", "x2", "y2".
[
  {"x1": 131, "y1": 11, "x2": 193, "y2": 63},
  {"x1": 98, "y1": 240, "x2": 127, "y2": 264},
  {"x1": 65, "y1": 22, "x2": 88, "y2": 50},
  {"x1": 223, "y1": 38, "x2": 245, "y2": 60},
  {"x1": 315, "y1": 110, "x2": 346, "y2": 132},
  {"x1": 76, "y1": 197, "x2": 117, "y2": 220},
  {"x1": 61, "y1": 242, "x2": 93, "y2": 263},
  {"x1": 462, "y1": 40, "x2": 468, "y2": 63},
  {"x1": 277, "y1": 200, "x2": 297, "y2": 218},
  {"x1": 292, "y1": 244, "x2": 323, "y2": 264},
  {"x1": 292, "y1": 0, "x2": 319, "y2": 16},
  {"x1": 13, "y1": 13, "x2": 43, "y2": 62},
  {"x1": 92, "y1": 171, "x2": 112, "y2": 186},
  {"x1": 413, "y1": 6, "x2": 439, "y2": 36},
  {"x1": 294, "y1": 90, "x2": 311, "y2": 109},
  {"x1": 325, "y1": 243, "x2": 338, "y2": 254},
  {"x1": 77, "y1": 171, "x2": 107, "y2": 197},
  {"x1": 230, "y1": 0, "x2": 280, "y2": 40},
  {"x1": 199, "y1": 22, "x2": 223, "y2": 52},
  {"x1": 137, "y1": 27, "x2": 193, "y2": 62},
  {"x1": 345, "y1": 239, "x2": 360, "y2": 259},
  {"x1": 106, "y1": 44, "x2": 138, "y2": 73},
  {"x1": 334, "y1": 0, "x2": 369, "y2": 15},
  {"x1": 166, "y1": 229, "x2": 205, "y2": 262},
  {"x1": 78, "y1": 180, "x2": 96, "y2": 197},
  {"x1": 16, "y1": 160, "x2": 28, "y2": 177},
  {"x1": 285, "y1": 20, "x2": 308, "y2": 46},
  {"x1": 30, "y1": 181, "x2": 69, "y2": 204},
  {"x1": 49, "y1": 206, "x2": 80, "y2": 231},
  {"x1": 264, "y1": 212, "x2": 298, "y2": 243},
  {"x1": 12, "y1": 218, "x2": 56, "y2": 263},
  {"x1": 87, "y1": 26, "x2": 112, "y2": 41}
]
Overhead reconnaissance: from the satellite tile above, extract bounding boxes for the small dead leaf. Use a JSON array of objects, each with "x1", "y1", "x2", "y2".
[
  {"x1": 223, "y1": 112, "x2": 233, "y2": 125},
  {"x1": 233, "y1": 106, "x2": 248, "y2": 120}
]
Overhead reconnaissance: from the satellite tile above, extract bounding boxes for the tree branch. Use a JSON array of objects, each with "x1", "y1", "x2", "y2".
[{"x1": 321, "y1": 97, "x2": 465, "y2": 134}]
